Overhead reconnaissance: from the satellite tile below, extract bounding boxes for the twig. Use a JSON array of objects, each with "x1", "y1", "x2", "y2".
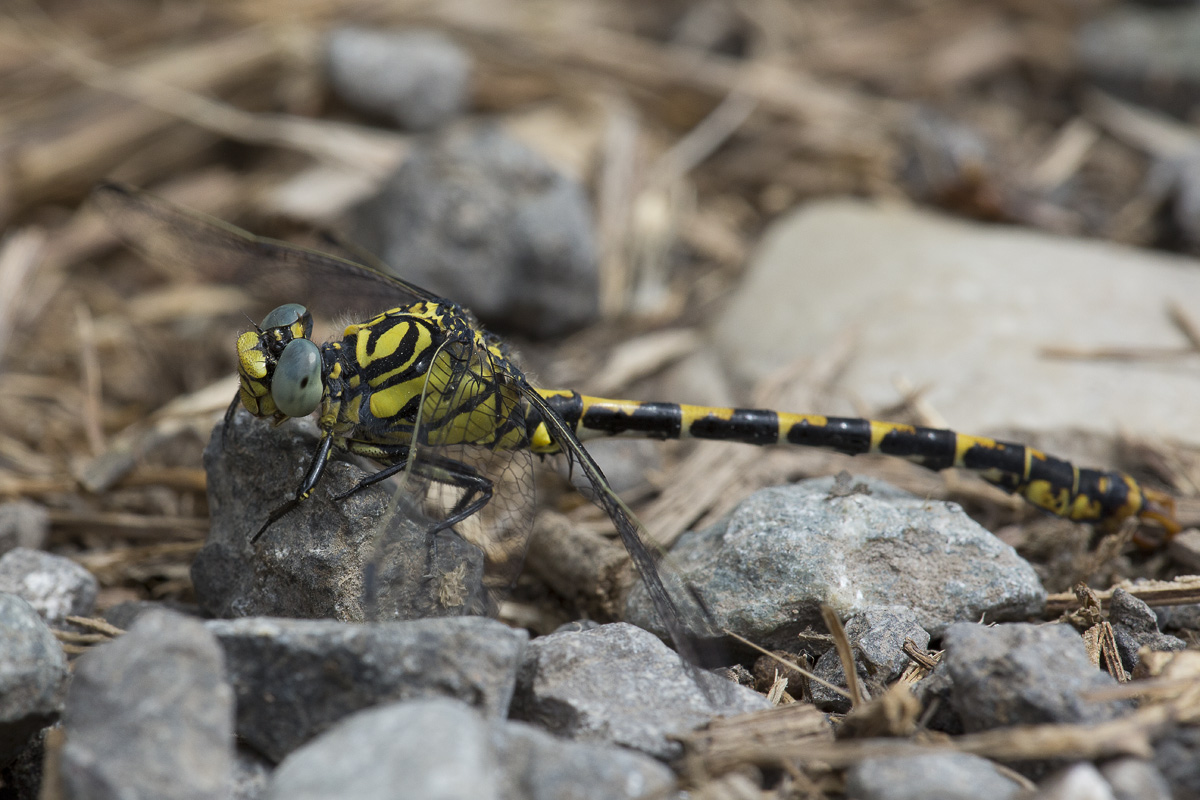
[
  {"x1": 0, "y1": 228, "x2": 47, "y2": 364},
  {"x1": 74, "y1": 303, "x2": 104, "y2": 457},
  {"x1": 722, "y1": 628, "x2": 852, "y2": 700},
  {"x1": 822, "y1": 604, "x2": 864, "y2": 708}
]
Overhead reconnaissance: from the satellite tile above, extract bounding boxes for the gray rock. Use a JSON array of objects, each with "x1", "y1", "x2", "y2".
[
  {"x1": 809, "y1": 605, "x2": 930, "y2": 712},
  {"x1": 1037, "y1": 763, "x2": 1117, "y2": 800},
  {"x1": 194, "y1": 409, "x2": 489, "y2": 621},
  {"x1": 0, "y1": 594, "x2": 67, "y2": 764},
  {"x1": 1110, "y1": 588, "x2": 1163, "y2": 635},
  {"x1": 911, "y1": 660, "x2": 962, "y2": 735},
  {"x1": 1108, "y1": 588, "x2": 1185, "y2": 672},
  {"x1": 626, "y1": 477, "x2": 1046, "y2": 647},
  {"x1": 491, "y1": 718, "x2": 676, "y2": 800},
  {"x1": 1077, "y1": 7, "x2": 1200, "y2": 115},
  {"x1": 347, "y1": 125, "x2": 599, "y2": 338},
  {"x1": 264, "y1": 698, "x2": 493, "y2": 800},
  {"x1": 231, "y1": 746, "x2": 273, "y2": 800},
  {"x1": 0, "y1": 501, "x2": 48, "y2": 555},
  {"x1": 59, "y1": 609, "x2": 234, "y2": 800},
  {"x1": 845, "y1": 753, "x2": 1022, "y2": 800},
  {"x1": 1, "y1": 727, "x2": 47, "y2": 799},
  {"x1": 710, "y1": 200, "x2": 1200, "y2": 453},
  {"x1": 1153, "y1": 602, "x2": 1200, "y2": 633},
  {"x1": 0, "y1": 548, "x2": 97, "y2": 626},
  {"x1": 1152, "y1": 726, "x2": 1200, "y2": 798},
  {"x1": 1100, "y1": 758, "x2": 1172, "y2": 800},
  {"x1": 265, "y1": 697, "x2": 674, "y2": 800},
  {"x1": 943, "y1": 622, "x2": 1131, "y2": 731},
  {"x1": 326, "y1": 28, "x2": 470, "y2": 131},
  {"x1": 207, "y1": 615, "x2": 527, "y2": 763},
  {"x1": 103, "y1": 599, "x2": 199, "y2": 630},
  {"x1": 511, "y1": 622, "x2": 769, "y2": 760}
]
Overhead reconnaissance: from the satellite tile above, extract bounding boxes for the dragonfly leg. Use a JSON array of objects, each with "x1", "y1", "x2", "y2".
[
  {"x1": 409, "y1": 454, "x2": 494, "y2": 533},
  {"x1": 336, "y1": 443, "x2": 494, "y2": 533},
  {"x1": 220, "y1": 393, "x2": 241, "y2": 445},
  {"x1": 331, "y1": 444, "x2": 413, "y2": 502},
  {"x1": 252, "y1": 433, "x2": 335, "y2": 543}
]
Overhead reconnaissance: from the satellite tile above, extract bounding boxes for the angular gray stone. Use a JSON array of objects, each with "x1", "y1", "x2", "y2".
[
  {"x1": 326, "y1": 28, "x2": 470, "y2": 131},
  {"x1": 59, "y1": 609, "x2": 234, "y2": 800},
  {"x1": 348, "y1": 125, "x2": 599, "y2": 338},
  {"x1": 0, "y1": 501, "x2": 48, "y2": 555},
  {"x1": 1100, "y1": 758, "x2": 1172, "y2": 800},
  {"x1": 103, "y1": 599, "x2": 199, "y2": 630},
  {"x1": 626, "y1": 477, "x2": 1046, "y2": 647},
  {"x1": 264, "y1": 698, "x2": 674, "y2": 800},
  {"x1": 809, "y1": 605, "x2": 930, "y2": 712},
  {"x1": 911, "y1": 660, "x2": 961, "y2": 735},
  {"x1": 1152, "y1": 726, "x2": 1200, "y2": 798},
  {"x1": 1108, "y1": 588, "x2": 1184, "y2": 672},
  {"x1": 207, "y1": 615, "x2": 527, "y2": 763},
  {"x1": 0, "y1": 548, "x2": 97, "y2": 626},
  {"x1": 264, "y1": 698, "x2": 493, "y2": 800},
  {"x1": 1036, "y1": 763, "x2": 1118, "y2": 800},
  {"x1": 943, "y1": 622, "x2": 1131, "y2": 731},
  {"x1": 1153, "y1": 601, "x2": 1200, "y2": 633},
  {"x1": 491, "y1": 718, "x2": 675, "y2": 800},
  {"x1": 1, "y1": 727, "x2": 46, "y2": 799},
  {"x1": 844, "y1": 753, "x2": 1022, "y2": 800},
  {"x1": 0, "y1": 593, "x2": 67, "y2": 764},
  {"x1": 231, "y1": 746, "x2": 273, "y2": 800},
  {"x1": 511, "y1": 622, "x2": 769, "y2": 760},
  {"x1": 194, "y1": 409, "x2": 488, "y2": 621}
]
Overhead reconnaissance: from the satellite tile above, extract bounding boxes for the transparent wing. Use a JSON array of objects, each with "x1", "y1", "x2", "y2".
[
  {"x1": 364, "y1": 335, "x2": 537, "y2": 621},
  {"x1": 519, "y1": 386, "x2": 724, "y2": 666},
  {"x1": 92, "y1": 182, "x2": 442, "y2": 322}
]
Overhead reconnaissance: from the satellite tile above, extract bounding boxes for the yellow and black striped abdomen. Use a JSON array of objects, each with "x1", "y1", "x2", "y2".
[{"x1": 528, "y1": 391, "x2": 1178, "y2": 534}]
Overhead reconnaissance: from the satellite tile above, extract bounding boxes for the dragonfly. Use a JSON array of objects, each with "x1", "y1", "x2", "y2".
[{"x1": 94, "y1": 183, "x2": 1181, "y2": 653}]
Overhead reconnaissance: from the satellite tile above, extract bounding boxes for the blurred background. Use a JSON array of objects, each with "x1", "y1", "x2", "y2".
[{"x1": 1, "y1": 0, "x2": 1198, "y2": 612}]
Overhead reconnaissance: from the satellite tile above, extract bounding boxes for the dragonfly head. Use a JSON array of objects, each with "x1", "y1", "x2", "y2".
[{"x1": 236, "y1": 303, "x2": 323, "y2": 421}]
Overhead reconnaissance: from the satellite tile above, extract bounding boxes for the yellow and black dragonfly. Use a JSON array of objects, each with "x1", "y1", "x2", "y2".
[{"x1": 94, "y1": 183, "x2": 1180, "y2": 655}]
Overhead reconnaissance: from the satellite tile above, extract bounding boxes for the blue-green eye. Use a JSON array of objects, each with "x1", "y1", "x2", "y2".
[
  {"x1": 271, "y1": 339, "x2": 322, "y2": 417},
  {"x1": 261, "y1": 303, "x2": 308, "y2": 330}
]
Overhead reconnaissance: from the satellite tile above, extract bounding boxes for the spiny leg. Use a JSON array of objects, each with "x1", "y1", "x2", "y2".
[
  {"x1": 334, "y1": 445, "x2": 493, "y2": 532},
  {"x1": 252, "y1": 433, "x2": 335, "y2": 543}
]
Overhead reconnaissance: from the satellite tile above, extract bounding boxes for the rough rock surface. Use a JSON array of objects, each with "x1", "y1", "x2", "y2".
[
  {"x1": 263, "y1": 698, "x2": 674, "y2": 800},
  {"x1": 942, "y1": 622, "x2": 1131, "y2": 731},
  {"x1": 208, "y1": 615, "x2": 527, "y2": 763},
  {"x1": 194, "y1": 410, "x2": 488, "y2": 621},
  {"x1": 810, "y1": 605, "x2": 930, "y2": 712},
  {"x1": 0, "y1": 593, "x2": 67, "y2": 764},
  {"x1": 627, "y1": 477, "x2": 1046, "y2": 647},
  {"x1": 511, "y1": 622, "x2": 769, "y2": 760},
  {"x1": 844, "y1": 753, "x2": 1023, "y2": 800},
  {"x1": 0, "y1": 548, "x2": 97, "y2": 626},
  {"x1": 58, "y1": 609, "x2": 234, "y2": 800}
]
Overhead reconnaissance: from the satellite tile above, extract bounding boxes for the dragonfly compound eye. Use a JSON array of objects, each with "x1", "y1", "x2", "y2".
[
  {"x1": 272, "y1": 338, "x2": 322, "y2": 418},
  {"x1": 261, "y1": 303, "x2": 309, "y2": 330}
]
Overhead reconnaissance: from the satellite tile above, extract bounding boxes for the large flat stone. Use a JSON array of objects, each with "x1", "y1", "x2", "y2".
[{"x1": 711, "y1": 200, "x2": 1200, "y2": 454}]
